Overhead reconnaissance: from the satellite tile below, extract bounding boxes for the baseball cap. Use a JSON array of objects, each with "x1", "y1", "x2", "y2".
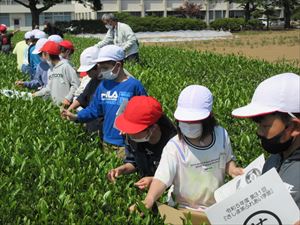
[
  {"x1": 93, "y1": 45, "x2": 125, "y2": 63},
  {"x1": 78, "y1": 46, "x2": 99, "y2": 72},
  {"x1": 232, "y1": 73, "x2": 300, "y2": 118},
  {"x1": 40, "y1": 41, "x2": 61, "y2": 55},
  {"x1": 32, "y1": 38, "x2": 48, "y2": 54},
  {"x1": 115, "y1": 96, "x2": 163, "y2": 134},
  {"x1": 174, "y1": 85, "x2": 213, "y2": 121},
  {"x1": 33, "y1": 30, "x2": 47, "y2": 39},
  {"x1": 59, "y1": 40, "x2": 74, "y2": 50},
  {"x1": 0, "y1": 24, "x2": 7, "y2": 32},
  {"x1": 48, "y1": 34, "x2": 63, "y2": 43},
  {"x1": 24, "y1": 31, "x2": 32, "y2": 39}
]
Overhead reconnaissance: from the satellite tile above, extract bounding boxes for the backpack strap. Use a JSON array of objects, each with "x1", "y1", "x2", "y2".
[{"x1": 169, "y1": 139, "x2": 186, "y2": 161}]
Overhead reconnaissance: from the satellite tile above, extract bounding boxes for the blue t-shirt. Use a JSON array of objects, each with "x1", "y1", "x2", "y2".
[
  {"x1": 28, "y1": 45, "x2": 41, "y2": 79},
  {"x1": 77, "y1": 77, "x2": 147, "y2": 146}
]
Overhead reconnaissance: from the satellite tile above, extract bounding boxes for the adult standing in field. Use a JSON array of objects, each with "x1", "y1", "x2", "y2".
[
  {"x1": 107, "y1": 96, "x2": 176, "y2": 190},
  {"x1": 232, "y1": 72, "x2": 300, "y2": 211},
  {"x1": 13, "y1": 31, "x2": 31, "y2": 71},
  {"x1": 95, "y1": 13, "x2": 139, "y2": 63},
  {"x1": 61, "y1": 45, "x2": 146, "y2": 158}
]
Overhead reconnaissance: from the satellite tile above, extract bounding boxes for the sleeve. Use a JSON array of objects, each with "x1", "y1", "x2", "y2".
[
  {"x1": 134, "y1": 80, "x2": 147, "y2": 96},
  {"x1": 76, "y1": 79, "x2": 92, "y2": 108},
  {"x1": 74, "y1": 76, "x2": 91, "y2": 98},
  {"x1": 123, "y1": 144, "x2": 137, "y2": 168},
  {"x1": 153, "y1": 142, "x2": 178, "y2": 188},
  {"x1": 24, "y1": 63, "x2": 43, "y2": 89},
  {"x1": 223, "y1": 128, "x2": 235, "y2": 162},
  {"x1": 120, "y1": 24, "x2": 137, "y2": 52},
  {"x1": 95, "y1": 30, "x2": 114, "y2": 48},
  {"x1": 12, "y1": 44, "x2": 17, "y2": 54},
  {"x1": 64, "y1": 65, "x2": 80, "y2": 101},
  {"x1": 34, "y1": 77, "x2": 51, "y2": 97},
  {"x1": 77, "y1": 86, "x2": 103, "y2": 122}
]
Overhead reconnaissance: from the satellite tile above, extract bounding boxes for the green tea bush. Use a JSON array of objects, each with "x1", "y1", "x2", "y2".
[{"x1": 0, "y1": 34, "x2": 299, "y2": 224}]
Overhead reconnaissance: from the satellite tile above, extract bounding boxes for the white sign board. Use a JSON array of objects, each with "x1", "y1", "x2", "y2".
[
  {"x1": 205, "y1": 168, "x2": 300, "y2": 225},
  {"x1": 214, "y1": 154, "x2": 265, "y2": 202}
]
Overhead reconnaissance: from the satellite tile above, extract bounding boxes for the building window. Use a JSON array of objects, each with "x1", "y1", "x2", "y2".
[
  {"x1": 145, "y1": 11, "x2": 164, "y2": 17},
  {"x1": 215, "y1": 10, "x2": 222, "y2": 19},
  {"x1": 0, "y1": 13, "x2": 10, "y2": 26}
]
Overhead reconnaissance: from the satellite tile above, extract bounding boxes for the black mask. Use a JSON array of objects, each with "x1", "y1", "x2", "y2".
[{"x1": 257, "y1": 129, "x2": 293, "y2": 154}]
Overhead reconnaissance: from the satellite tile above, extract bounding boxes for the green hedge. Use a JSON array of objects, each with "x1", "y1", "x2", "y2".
[
  {"x1": 210, "y1": 18, "x2": 264, "y2": 31},
  {"x1": 56, "y1": 13, "x2": 207, "y2": 34}
]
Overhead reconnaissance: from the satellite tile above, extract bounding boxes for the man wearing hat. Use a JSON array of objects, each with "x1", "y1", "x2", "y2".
[
  {"x1": 33, "y1": 41, "x2": 79, "y2": 106},
  {"x1": 232, "y1": 72, "x2": 300, "y2": 210},
  {"x1": 62, "y1": 45, "x2": 146, "y2": 156},
  {"x1": 107, "y1": 96, "x2": 176, "y2": 189}
]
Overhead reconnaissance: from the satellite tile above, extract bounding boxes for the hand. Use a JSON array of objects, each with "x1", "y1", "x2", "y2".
[
  {"x1": 61, "y1": 109, "x2": 77, "y2": 121},
  {"x1": 294, "y1": 220, "x2": 300, "y2": 225},
  {"x1": 134, "y1": 177, "x2": 153, "y2": 190},
  {"x1": 129, "y1": 198, "x2": 154, "y2": 214},
  {"x1": 230, "y1": 167, "x2": 244, "y2": 178},
  {"x1": 15, "y1": 80, "x2": 24, "y2": 87},
  {"x1": 62, "y1": 98, "x2": 71, "y2": 106},
  {"x1": 107, "y1": 167, "x2": 124, "y2": 183}
]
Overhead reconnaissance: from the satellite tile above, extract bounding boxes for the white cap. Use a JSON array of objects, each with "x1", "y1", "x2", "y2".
[
  {"x1": 174, "y1": 85, "x2": 213, "y2": 121},
  {"x1": 32, "y1": 38, "x2": 48, "y2": 54},
  {"x1": 77, "y1": 46, "x2": 100, "y2": 72},
  {"x1": 24, "y1": 31, "x2": 32, "y2": 39},
  {"x1": 33, "y1": 30, "x2": 47, "y2": 39},
  {"x1": 48, "y1": 34, "x2": 63, "y2": 43},
  {"x1": 93, "y1": 45, "x2": 125, "y2": 63},
  {"x1": 232, "y1": 73, "x2": 300, "y2": 118}
]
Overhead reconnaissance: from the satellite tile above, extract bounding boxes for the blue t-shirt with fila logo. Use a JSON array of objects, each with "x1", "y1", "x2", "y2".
[{"x1": 77, "y1": 77, "x2": 147, "y2": 146}]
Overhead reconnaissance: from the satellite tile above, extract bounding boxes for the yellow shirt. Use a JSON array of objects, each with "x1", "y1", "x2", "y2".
[{"x1": 13, "y1": 40, "x2": 28, "y2": 70}]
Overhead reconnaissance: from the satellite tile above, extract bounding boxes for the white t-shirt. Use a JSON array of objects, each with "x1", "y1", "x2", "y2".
[{"x1": 154, "y1": 126, "x2": 235, "y2": 211}]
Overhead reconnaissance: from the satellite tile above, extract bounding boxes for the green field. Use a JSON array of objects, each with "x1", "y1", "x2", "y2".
[{"x1": 0, "y1": 32, "x2": 299, "y2": 224}]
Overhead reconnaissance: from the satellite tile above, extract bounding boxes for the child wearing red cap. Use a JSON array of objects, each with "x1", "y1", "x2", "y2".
[
  {"x1": 0, "y1": 24, "x2": 18, "y2": 54},
  {"x1": 59, "y1": 40, "x2": 74, "y2": 63},
  {"x1": 107, "y1": 96, "x2": 177, "y2": 190},
  {"x1": 32, "y1": 41, "x2": 79, "y2": 106}
]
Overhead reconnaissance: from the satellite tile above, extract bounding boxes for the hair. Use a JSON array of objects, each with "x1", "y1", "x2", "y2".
[
  {"x1": 253, "y1": 112, "x2": 300, "y2": 124},
  {"x1": 177, "y1": 114, "x2": 218, "y2": 140},
  {"x1": 102, "y1": 13, "x2": 118, "y2": 22},
  {"x1": 49, "y1": 54, "x2": 60, "y2": 61},
  {"x1": 60, "y1": 46, "x2": 74, "y2": 55}
]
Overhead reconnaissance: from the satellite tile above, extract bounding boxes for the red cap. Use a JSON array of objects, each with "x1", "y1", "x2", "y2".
[
  {"x1": 80, "y1": 71, "x2": 88, "y2": 78},
  {"x1": 0, "y1": 25, "x2": 7, "y2": 32},
  {"x1": 115, "y1": 96, "x2": 163, "y2": 134},
  {"x1": 59, "y1": 40, "x2": 74, "y2": 50},
  {"x1": 40, "y1": 41, "x2": 61, "y2": 55}
]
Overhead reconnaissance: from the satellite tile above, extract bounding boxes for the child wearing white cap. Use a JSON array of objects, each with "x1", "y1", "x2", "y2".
[
  {"x1": 62, "y1": 45, "x2": 146, "y2": 154},
  {"x1": 15, "y1": 38, "x2": 49, "y2": 90},
  {"x1": 232, "y1": 72, "x2": 300, "y2": 212},
  {"x1": 134, "y1": 85, "x2": 243, "y2": 225}
]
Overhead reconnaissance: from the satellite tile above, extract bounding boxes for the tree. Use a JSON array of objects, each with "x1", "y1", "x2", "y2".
[
  {"x1": 227, "y1": 0, "x2": 261, "y2": 21},
  {"x1": 253, "y1": 1, "x2": 277, "y2": 29},
  {"x1": 10, "y1": 0, "x2": 102, "y2": 29},
  {"x1": 175, "y1": 0, "x2": 202, "y2": 18},
  {"x1": 273, "y1": 0, "x2": 299, "y2": 28}
]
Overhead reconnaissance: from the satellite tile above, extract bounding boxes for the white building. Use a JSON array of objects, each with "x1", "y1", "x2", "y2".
[{"x1": 0, "y1": 0, "x2": 282, "y2": 30}]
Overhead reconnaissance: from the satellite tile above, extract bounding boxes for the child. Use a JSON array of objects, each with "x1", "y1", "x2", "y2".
[
  {"x1": 62, "y1": 45, "x2": 146, "y2": 155},
  {"x1": 15, "y1": 38, "x2": 49, "y2": 90},
  {"x1": 232, "y1": 72, "x2": 300, "y2": 211},
  {"x1": 136, "y1": 85, "x2": 243, "y2": 225},
  {"x1": 32, "y1": 41, "x2": 79, "y2": 106}
]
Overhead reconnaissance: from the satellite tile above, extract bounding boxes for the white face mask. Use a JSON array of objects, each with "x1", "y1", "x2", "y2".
[
  {"x1": 105, "y1": 24, "x2": 113, "y2": 30},
  {"x1": 179, "y1": 122, "x2": 203, "y2": 139},
  {"x1": 101, "y1": 64, "x2": 120, "y2": 80},
  {"x1": 129, "y1": 128, "x2": 153, "y2": 143}
]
